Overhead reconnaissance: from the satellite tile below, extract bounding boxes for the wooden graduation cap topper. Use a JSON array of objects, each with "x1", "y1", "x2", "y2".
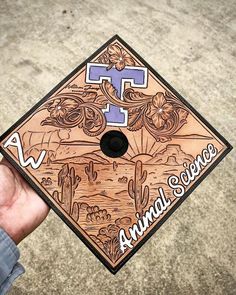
[{"x1": 0, "y1": 35, "x2": 232, "y2": 273}]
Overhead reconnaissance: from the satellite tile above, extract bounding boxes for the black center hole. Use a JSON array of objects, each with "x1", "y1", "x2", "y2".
[{"x1": 100, "y1": 130, "x2": 129, "y2": 158}]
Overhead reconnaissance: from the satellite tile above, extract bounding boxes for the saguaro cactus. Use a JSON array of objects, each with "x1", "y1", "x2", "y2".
[
  {"x1": 113, "y1": 161, "x2": 118, "y2": 171},
  {"x1": 85, "y1": 161, "x2": 97, "y2": 182},
  {"x1": 128, "y1": 160, "x2": 149, "y2": 216},
  {"x1": 53, "y1": 164, "x2": 81, "y2": 221}
]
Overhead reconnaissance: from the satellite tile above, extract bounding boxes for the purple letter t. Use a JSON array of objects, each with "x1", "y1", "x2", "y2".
[{"x1": 86, "y1": 63, "x2": 147, "y2": 126}]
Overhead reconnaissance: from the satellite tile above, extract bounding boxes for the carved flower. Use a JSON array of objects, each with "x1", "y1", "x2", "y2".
[
  {"x1": 107, "y1": 44, "x2": 135, "y2": 71},
  {"x1": 47, "y1": 98, "x2": 78, "y2": 118},
  {"x1": 146, "y1": 93, "x2": 174, "y2": 129}
]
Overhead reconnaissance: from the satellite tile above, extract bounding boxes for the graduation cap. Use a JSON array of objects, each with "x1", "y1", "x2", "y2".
[{"x1": 0, "y1": 35, "x2": 231, "y2": 273}]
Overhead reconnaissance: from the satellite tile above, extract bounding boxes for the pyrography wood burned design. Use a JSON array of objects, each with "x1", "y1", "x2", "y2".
[{"x1": 0, "y1": 35, "x2": 232, "y2": 273}]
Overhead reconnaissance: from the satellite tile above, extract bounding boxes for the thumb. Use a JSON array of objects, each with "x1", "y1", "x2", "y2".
[{"x1": 0, "y1": 160, "x2": 17, "y2": 207}]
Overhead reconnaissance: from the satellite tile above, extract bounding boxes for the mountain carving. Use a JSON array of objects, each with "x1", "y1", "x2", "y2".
[
  {"x1": 147, "y1": 144, "x2": 194, "y2": 165},
  {"x1": 55, "y1": 149, "x2": 133, "y2": 165}
]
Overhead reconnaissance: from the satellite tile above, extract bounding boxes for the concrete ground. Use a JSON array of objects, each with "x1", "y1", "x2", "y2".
[{"x1": 0, "y1": 0, "x2": 235, "y2": 294}]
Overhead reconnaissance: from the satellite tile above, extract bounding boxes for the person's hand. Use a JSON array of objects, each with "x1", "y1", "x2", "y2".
[{"x1": 0, "y1": 157, "x2": 49, "y2": 244}]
